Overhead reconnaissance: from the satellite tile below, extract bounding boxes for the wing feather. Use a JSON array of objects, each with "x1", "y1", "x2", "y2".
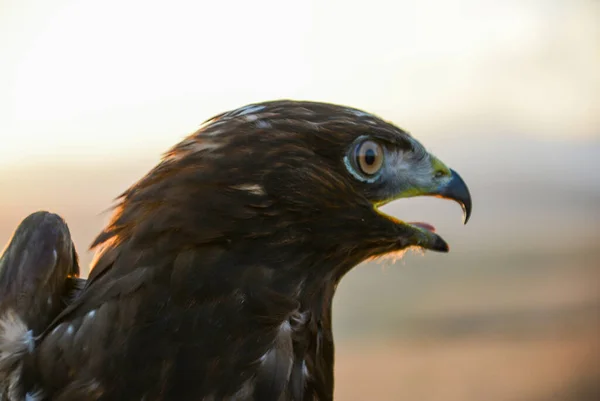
[
  {"x1": 0, "y1": 211, "x2": 80, "y2": 399},
  {"x1": 0, "y1": 211, "x2": 80, "y2": 334}
]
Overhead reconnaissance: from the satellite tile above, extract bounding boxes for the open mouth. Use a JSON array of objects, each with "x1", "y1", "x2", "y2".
[
  {"x1": 373, "y1": 202, "x2": 436, "y2": 233},
  {"x1": 373, "y1": 204, "x2": 450, "y2": 252}
]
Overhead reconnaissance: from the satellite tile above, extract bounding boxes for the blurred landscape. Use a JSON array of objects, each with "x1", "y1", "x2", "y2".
[{"x1": 1, "y1": 0, "x2": 599, "y2": 399}]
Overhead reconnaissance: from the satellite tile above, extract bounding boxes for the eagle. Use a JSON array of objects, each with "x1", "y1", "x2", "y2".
[{"x1": 0, "y1": 100, "x2": 471, "y2": 401}]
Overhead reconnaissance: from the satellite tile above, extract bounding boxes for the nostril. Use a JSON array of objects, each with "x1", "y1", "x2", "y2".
[{"x1": 434, "y1": 170, "x2": 446, "y2": 178}]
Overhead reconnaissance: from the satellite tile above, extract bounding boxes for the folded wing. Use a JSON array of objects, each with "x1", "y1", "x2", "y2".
[{"x1": 0, "y1": 211, "x2": 82, "y2": 398}]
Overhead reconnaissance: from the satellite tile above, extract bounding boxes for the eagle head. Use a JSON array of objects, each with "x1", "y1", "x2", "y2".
[{"x1": 95, "y1": 100, "x2": 471, "y2": 284}]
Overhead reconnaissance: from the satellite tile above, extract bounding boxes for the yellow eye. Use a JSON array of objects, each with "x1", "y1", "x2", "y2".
[{"x1": 355, "y1": 140, "x2": 384, "y2": 176}]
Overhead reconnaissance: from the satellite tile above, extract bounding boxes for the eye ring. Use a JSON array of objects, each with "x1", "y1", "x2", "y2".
[{"x1": 355, "y1": 140, "x2": 384, "y2": 177}]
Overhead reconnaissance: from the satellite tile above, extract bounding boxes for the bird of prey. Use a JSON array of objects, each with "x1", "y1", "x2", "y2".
[{"x1": 0, "y1": 100, "x2": 471, "y2": 401}]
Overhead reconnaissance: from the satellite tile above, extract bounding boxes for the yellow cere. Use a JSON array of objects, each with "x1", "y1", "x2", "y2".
[{"x1": 430, "y1": 156, "x2": 451, "y2": 178}]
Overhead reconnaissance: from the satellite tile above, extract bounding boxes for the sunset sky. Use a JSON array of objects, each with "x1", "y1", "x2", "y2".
[{"x1": 1, "y1": 0, "x2": 598, "y2": 167}]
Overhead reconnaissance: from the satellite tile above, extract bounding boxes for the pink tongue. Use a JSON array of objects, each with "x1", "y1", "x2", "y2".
[{"x1": 409, "y1": 222, "x2": 436, "y2": 232}]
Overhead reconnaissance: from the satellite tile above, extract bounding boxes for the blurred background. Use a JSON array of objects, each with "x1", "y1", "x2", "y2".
[{"x1": 1, "y1": 0, "x2": 599, "y2": 399}]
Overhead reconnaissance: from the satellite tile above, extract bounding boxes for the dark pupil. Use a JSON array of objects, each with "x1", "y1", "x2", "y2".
[{"x1": 364, "y1": 148, "x2": 376, "y2": 165}]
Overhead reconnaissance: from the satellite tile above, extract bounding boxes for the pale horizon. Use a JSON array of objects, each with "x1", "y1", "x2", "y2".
[{"x1": 1, "y1": 0, "x2": 599, "y2": 167}]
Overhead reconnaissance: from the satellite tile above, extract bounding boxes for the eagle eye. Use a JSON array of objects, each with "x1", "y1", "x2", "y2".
[
  {"x1": 355, "y1": 140, "x2": 384, "y2": 176},
  {"x1": 344, "y1": 138, "x2": 385, "y2": 182}
]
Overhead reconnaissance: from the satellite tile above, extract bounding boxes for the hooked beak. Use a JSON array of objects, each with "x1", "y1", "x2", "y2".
[{"x1": 433, "y1": 169, "x2": 472, "y2": 224}]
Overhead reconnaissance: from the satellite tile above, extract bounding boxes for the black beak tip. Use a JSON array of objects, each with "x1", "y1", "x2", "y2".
[
  {"x1": 462, "y1": 200, "x2": 472, "y2": 225},
  {"x1": 430, "y1": 234, "x2": 450, "y2": 253},
  {"x1": 447, "y1": 169, "x2": 472, "y2": 225}
]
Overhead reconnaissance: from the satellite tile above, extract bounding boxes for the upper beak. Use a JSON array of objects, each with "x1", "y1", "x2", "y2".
[{"x1": 434, "y1": 169, "x2": 472, "y2": 224}]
